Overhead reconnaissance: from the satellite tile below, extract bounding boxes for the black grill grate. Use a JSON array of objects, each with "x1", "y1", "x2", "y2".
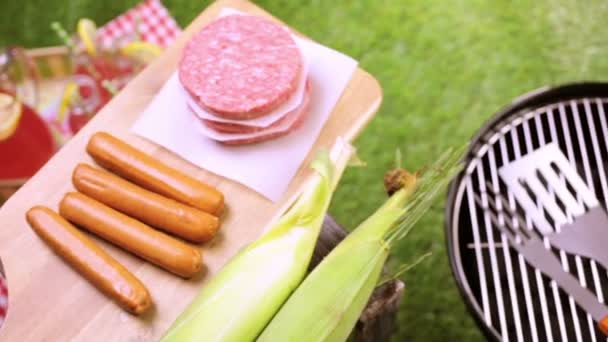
[{"x1": 448, "y1": 96, "x2": 608, "y2": 342}]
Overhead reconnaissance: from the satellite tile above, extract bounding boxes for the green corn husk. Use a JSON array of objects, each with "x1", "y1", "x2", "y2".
[
  {"x1": 161, "y1": 139, "x2": 355, "y2": 342},
  {"x1": 258, "y1": 147, "x2": 463, "y2": 342}
]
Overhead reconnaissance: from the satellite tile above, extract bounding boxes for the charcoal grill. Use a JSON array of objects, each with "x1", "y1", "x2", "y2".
[{"x1": 446, "y1": 83, "x2": 608, "y2": 341}]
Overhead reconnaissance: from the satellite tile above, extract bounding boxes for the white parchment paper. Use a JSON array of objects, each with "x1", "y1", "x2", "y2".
[{"x1": 132, "y1": 15, "x2": 358, "y2": 202}]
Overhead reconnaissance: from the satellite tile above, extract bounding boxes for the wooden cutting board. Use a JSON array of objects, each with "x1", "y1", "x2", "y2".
[{"x1": 0, "y1": 0, "x2": 382, "y2": 340}]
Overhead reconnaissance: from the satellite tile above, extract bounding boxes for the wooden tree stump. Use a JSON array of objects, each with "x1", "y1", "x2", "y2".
[{"x1": 312, "y1": 215, "x2": 405, "y2": 342}]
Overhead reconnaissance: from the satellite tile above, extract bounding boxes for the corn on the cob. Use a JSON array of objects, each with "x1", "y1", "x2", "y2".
[
  {"x1": 258, "y1": 147, "x2": 462, "y2": 342},
  {"x1": 161, "y1": 139, "x2": 354, "y2": 342}
]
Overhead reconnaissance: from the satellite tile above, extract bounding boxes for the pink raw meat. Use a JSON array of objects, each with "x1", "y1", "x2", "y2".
[
  {"x1": 200, "y1": 80, "x2": 310, "y2": 133},
  {"x1": 195, "y1": 81, "x2": 311, "y2": 145},
  {"x1": 179, "y1": 14, "x2": 302, "y2": 119}
]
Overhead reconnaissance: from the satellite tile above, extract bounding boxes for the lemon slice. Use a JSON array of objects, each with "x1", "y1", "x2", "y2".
[
  {"x1": 120, "y1": 41, "x2": 162, "y2": 64},
  {"x1": 78, "y1": 18, "x2": 98, "y2": 56},
  {"x1": 58, "y1": 82, "x2": 79, "y2": 123},
  {"x1": 0, "y1": 93, "x2": 23, "y2": 141}
]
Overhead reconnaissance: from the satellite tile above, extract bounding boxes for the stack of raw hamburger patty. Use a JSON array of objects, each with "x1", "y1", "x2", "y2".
[{"x1": 179, "y1": 14, "x2": 311, "y2": 145}]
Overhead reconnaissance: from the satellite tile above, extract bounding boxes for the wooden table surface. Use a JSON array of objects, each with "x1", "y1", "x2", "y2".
[{"x1": 0, "y1": 0, "x2": 382, "y2": 340}]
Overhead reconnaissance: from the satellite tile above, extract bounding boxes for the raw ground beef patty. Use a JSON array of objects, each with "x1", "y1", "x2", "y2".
[
  {"x1": 179, "y1": 14, "x2": 302, "y2": 119},
  {"x1": 195, "y1": 80, "x2": 311, "y2": 145},
  {"x1": 198, "y1": 80, "x2": 311, "y2": 134}
]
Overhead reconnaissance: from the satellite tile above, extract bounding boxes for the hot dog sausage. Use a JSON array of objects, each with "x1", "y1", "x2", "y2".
[
  {"x1": 73, "y1": 164, "x2": 219, "y2": 243},
  {"x1": 86, "y1": 132, "x2": 224, "y2": 215},
  {"x1": 26, "y1": 206, "x2": 152, "y2": 315},
  {"x1": 59, "y1": 192, "x2": 203, "y2": 278}
]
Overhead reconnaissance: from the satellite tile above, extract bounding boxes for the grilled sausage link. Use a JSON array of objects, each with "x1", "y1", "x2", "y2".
[
  {"x1": 73, "y1": 163, "x2": 219, "y2": 243},
  {"x1": 59, "y1": 192, "x2": 203, "y2": 278},
  {"x1": 26, "y1": 206, "x2": 152, "y2": 315},
  {"x1": 86, "y1": 132, "x2": 224, "y2": 215}
]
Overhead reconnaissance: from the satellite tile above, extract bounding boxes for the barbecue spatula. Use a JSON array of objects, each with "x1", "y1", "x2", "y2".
[
  {"x1": 474, "y1": 189, "x2": 608, "y2": 336},
  {"x1": 499, "y1": 143, "x2": 608, "y2": 270}
]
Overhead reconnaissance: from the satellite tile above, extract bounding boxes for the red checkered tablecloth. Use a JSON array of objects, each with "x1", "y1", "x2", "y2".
[{"x1": 98, "y1": 0, "x2": 182, "y2": 49}]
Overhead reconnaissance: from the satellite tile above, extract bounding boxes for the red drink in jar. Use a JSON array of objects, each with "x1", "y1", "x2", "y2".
[
  {"x1": 0, "y1": 47, "x2": 54, "y2": 198},
  {"x1": 66, "y1": 51, "x2": 139, "y2": 134}
]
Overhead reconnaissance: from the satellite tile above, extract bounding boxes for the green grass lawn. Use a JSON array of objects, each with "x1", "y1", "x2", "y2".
[{"x1": 3, "y1": 0, "x2": 608, "y2": 340}]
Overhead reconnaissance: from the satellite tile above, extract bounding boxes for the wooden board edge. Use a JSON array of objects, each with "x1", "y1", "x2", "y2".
[{"x1": 0, "y1": 0, "x2": 385, "y2": 338}]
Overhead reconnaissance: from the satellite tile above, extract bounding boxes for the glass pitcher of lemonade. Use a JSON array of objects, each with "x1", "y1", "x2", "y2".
[{"x1": 0, "y1": 47, "x2": 55, "y2": 201}]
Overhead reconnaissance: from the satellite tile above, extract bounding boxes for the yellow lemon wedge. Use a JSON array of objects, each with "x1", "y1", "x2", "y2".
[
  {"x1": 78, "y1": 18, "x2": 98, "y2": 56},
  {"x1": 58, "y1": 82, "x2": 79, "y2": 123},
  {"x1": 120, "y1": 41, "x2": 162, "y2": 64},
  {"x1": 0, "y1": 93, "x2": 23, "y2": 141}
]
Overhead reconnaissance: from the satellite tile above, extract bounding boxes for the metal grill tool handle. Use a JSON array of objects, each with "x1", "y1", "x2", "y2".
[
  {"x1": 476, "y1": 191, "x2": 608, "y2": 335},
  {"x1": 518, "y1": 243, "x2": 608, "y2": 334}
]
